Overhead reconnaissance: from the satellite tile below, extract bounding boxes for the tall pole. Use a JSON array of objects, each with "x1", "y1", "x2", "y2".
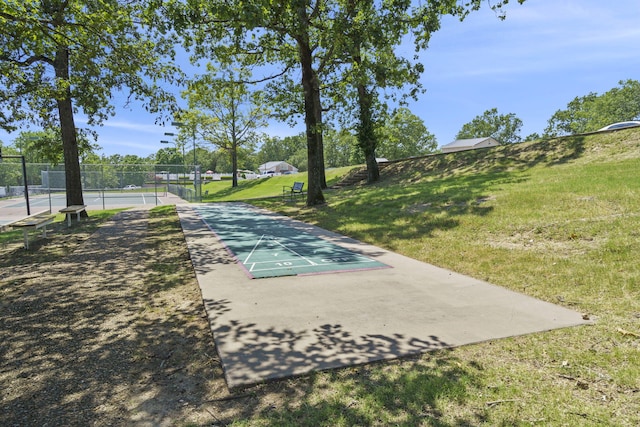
[
  {"x1": 0, "y1": 152, "x2": 31, "y2": 215},
  {"x1": 20, "y1": 155, "x2": 30, "y2": 215},
  {"x1": 192, "y1": 127, "x2": 199, "y2": 201},
  {"x1": 171, "y1": 121, "x2": 200, "y2": 201}
]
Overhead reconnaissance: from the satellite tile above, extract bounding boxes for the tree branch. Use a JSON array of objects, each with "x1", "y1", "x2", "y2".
[
  {"x1": 0, "y1": 54, "x2": 54, "y2": 67},
  {"x1": 235, "y1": 65, "x2": 293, "y2": 85}
]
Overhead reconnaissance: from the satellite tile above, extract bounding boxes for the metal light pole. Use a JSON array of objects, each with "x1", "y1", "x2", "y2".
[
  {"x1": 163, "y1": 132, "x2": 185, "y2": 167},
  {"x1": 170, "y1": 121, "x2": 200, "y2": 201}
]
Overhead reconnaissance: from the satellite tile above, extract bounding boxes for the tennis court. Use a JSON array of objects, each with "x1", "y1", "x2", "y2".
[
  {"x1": 194, "y1": 203, "x2": 390, "y2": 278},
  {"x1": 0, "y1": 190, "x2": 170, "y2": 225}
]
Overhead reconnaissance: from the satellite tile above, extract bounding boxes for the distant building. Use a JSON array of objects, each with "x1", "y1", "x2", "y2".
[
  {"x1": 441, "y1": 137, "x2": 500, "y2": 153},
  {"x1": 258, "y1": 161, "x2": 298, "y2": 175}
]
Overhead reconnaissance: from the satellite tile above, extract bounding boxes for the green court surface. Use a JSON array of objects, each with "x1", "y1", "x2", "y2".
[{"x1": 194, "y1": 204, "x2": 389, "y2": 279}]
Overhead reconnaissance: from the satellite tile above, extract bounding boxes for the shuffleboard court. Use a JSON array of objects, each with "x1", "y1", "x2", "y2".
[{"x1": 193, "y1": 203, "x2": 390, "y2": 278}]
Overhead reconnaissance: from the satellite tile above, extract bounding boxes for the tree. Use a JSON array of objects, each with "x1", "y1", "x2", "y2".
[
  {"x1": 545, "y1": 79, "x2": 640, "y2": 136},
  {"x1": 323, "y1": 128, "x2": 360, "y2": 168},
  {"x1": 170, "y1": 0, "x2": 526, "y2": 202},
  {"x1": 171, "y1": 0, "x2": 330, "y2": 205},
  {"x1": 523, "y1": 132, "x2": 542, "y2": 142},
  {"x1": 596, "y1": 79, "x2": 640, "y2": 124},
  {"x1": 0, "y1": 0, "x2": 178, "y2": 209},
  {"x1": 257, "y1": 136, "x2": 289, "y2": 168},
  {"x1": 377, "y1": 108, "x2": 437, "y2": 160},
  {"x1": 328, "y1": 1, "x2": 434, "y2": 183},
  {"x1": 0, "y1": 143, "x2": 23, "y2": 188},
  {"x1": 14, "y1": 130, "x2": 97, "y2": 165},
  {"x1": 456, "y1": 108, "x2": 523, "y2": 144},
  {"x1": 329, "y1": 1, "x2": 527, "y2": 182},
  {"x1": 155, "y1": 147, "x2": 183, "y2": 166},
  {"x1": 256, "y1": 134, "x2": 307, "y2": 171},
  {"x1": 181, "y1": 64, "x2": 268, "y2": 187},
  {"x1": 544, "y1": 93, "x2": 599, "y2": 137}
]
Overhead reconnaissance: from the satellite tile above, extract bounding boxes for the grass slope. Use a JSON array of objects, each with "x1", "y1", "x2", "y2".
[
  {"x1": 246, "y1": 129, "x2": 640, "y2": 426},
  {"x1": 201, "y1": 166, "x2": 356, "y2": 202}
]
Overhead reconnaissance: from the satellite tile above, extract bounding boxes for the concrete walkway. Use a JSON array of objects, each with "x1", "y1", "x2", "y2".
[{"x1": 178, "y1": 203, "x2": 592, "y2": 389}]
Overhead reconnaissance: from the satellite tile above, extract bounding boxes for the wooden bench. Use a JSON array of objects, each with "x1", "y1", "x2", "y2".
[
  {"x1": 8, "y1": 210, "x2": 56, "y2": 250},
  {"x1": 59, "y1": 204, "x2": 87, "y2": 227},
  {"x1": 283, "y1": 181, "x2": 305, "y2": 201}
]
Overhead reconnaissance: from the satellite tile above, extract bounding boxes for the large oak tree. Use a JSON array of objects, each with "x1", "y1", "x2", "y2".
[
  {"x1": 165, "y1": 0, "x2": 526, "y2": 203},
  {"x1": 0, "y1": 0, "x2": 178, "y2": 208}
]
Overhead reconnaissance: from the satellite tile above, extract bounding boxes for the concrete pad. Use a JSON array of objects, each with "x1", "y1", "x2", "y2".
[{"x1": 178, "y1": 203, "x2": 592, "y2": 389}]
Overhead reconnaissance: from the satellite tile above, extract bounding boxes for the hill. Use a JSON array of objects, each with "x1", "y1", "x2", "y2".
[{"x1": 250, "y1": 128, "x2": 640, "y2": 426}]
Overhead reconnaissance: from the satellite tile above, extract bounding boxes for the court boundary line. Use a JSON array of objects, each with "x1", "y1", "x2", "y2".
[
  {"x1": 244, "y1": 234, "x2": 319, "y2": 268},
  {"x1": 196, "y1": 211, "x2": 256, "y2": 278},
  {"x1": 193, "y1": 204, "x2": 391, "y2": 279}
]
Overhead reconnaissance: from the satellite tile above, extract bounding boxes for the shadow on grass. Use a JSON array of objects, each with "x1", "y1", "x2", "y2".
[
  {"x1": 221, "y1": 350, "x2": 487, "y2": 427},
  {"x1": 0, "y1": 208, "x2": 218, "y2": 426},
  {"x1": 299, "y1": 138, "x2": 589, "y2": 245},
  {"x1": 235, "y1": 350, "x2": 486, "y2": 426},
  {"x1": 295, "y1": 171, "x2": 525, "y2": 249},
  {"x1": 386, "y1": 136, "x2": 586, "y2": 181}
]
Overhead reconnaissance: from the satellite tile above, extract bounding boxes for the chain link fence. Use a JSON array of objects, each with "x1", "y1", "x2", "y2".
[{"x1": 0, "y1": 161, "x2": 202, "y2": 205}]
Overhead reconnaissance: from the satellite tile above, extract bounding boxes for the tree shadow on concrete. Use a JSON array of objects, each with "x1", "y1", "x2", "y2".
[{"x1": 203, "y1": 297, "x2": 487, "y2": 426}]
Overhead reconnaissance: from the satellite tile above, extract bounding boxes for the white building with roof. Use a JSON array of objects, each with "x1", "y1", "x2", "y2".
[
  {"x1": 441, "y1": 137, "x2": 500, "y2": 153},
  {"x1": 258, "y1": 161, "x2": 298, "y2": 175}
]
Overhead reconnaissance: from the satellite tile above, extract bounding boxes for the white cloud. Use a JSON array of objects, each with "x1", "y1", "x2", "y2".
[
  {"x1": 420, "y1": 0, "x2": 640, "y2": 81},
  {"x1": 100, "y1": 120, "x2": 162, "y2": 134}
]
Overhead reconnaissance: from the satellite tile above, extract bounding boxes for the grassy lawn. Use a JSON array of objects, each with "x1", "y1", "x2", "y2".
[
  {"x1": 200, "y1": 166, "x2": 356, "y2": 202},
  {"x1": 4, "y1": 130, "x2": 637, "y2": 425},
  {"x1": 241, "y1": 129, "x2": 640, "y2": 426}
]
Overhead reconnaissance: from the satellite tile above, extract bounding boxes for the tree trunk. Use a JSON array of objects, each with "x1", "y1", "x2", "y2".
[
  {"x1": 54, "y1": 45, "x2": 86, "y2": 211},
  {"x1": 357, "y1": 82, "x2": 380, "y2": 183},
  {"x1": 297, "y1": 6, "x2": 325, "y2": 206},
  {"x1": 231, "y1": 138, "x2": 238, "y2": 187}
]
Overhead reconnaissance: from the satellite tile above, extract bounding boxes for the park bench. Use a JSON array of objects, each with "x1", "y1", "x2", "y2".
[
  {"x1": 59, "y1": 204, "x2": 87, "y2": 227},
  {"x1": 283, "y1": 181, "x2": 305, "y2": 201},
  {"x1": 7, "y1": 210, "x2": 56, "y2": 250}
]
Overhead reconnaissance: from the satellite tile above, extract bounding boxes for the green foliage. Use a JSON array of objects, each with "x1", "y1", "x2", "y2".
[
  {"x1": 183, "y1": 64, "x2": 267, "y2": 153},
  {"x1": 323, "y1": 129, "x2": 362, "y2": 167},
  {"x1": 0, "y1": 0, "x2": 180, "y2": 206},
  {"x1": 154, "y1": 147, "x2": 183, "y2": 166},
  {"x1": 456, "y1": 107, "x2": 523, "y2": 143},
  {"x1": 0, "y1": 0, "x2": 179, "y2": 131},
  {"x1": 167, "y1": 0, "x2": 527, "y2": 204},
  {"x1": 377, "y1": 107, "x2": 437, "y2": 160},
  {"x1": 12, "y1": 130, "x2": 98, "y2": 165},
  {"x1": 0, "y1": 142, "x2": 22, "y2": 187},
  {"x1": 257, "y1": 134, "x2": 307, "y2": 171},
  {"x1": 181, "y1": 63, "x2": 269, "y2": 186},
  {"x1": 545, "y1": 79, "x2": 640, "y2": 136}
]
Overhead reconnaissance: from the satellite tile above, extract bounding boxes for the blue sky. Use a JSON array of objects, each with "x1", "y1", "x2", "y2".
[{"x1": 1, "y1": 0, "x2": 639, "y2": 157}]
